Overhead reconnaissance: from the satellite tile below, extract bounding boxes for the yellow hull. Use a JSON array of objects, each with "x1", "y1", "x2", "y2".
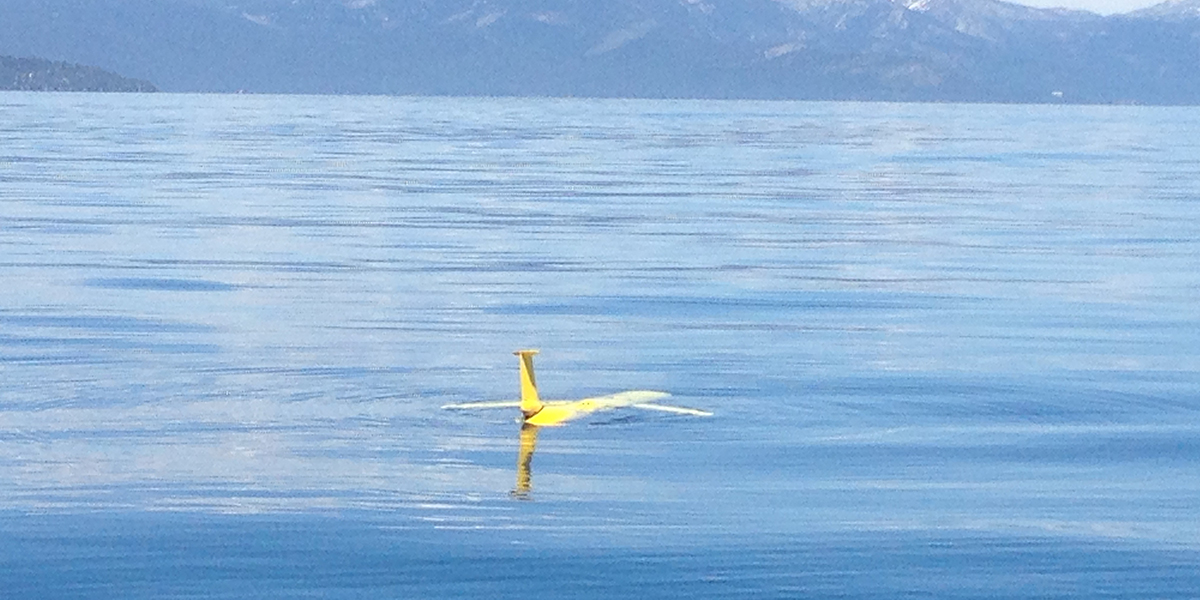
[{"x1": 523, "y1": 390, "x2": 678, "y2": 426}]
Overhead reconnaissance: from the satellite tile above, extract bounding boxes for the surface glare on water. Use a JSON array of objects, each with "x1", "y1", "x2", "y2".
[{"x1": 2, "y1": 93, "x2": 1200, "y2": 597}]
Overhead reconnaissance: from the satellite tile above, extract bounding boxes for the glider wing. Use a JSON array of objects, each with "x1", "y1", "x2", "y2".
[
  {"x1": 631, "y1": 403, "x2": 713, "y2": 417},
  {"x1": 441, "y1": 401, "x2": 520, "y2": 410}
]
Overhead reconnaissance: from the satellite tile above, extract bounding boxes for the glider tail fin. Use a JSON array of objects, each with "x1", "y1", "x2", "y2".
[{"x1": 514, "y1": 349, "x2": 543, "y2": 417}]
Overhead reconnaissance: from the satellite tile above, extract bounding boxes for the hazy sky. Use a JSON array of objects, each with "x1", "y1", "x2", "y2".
[{"x1": 1015, "y1": 0, "x2": 1165, "y2": 14}]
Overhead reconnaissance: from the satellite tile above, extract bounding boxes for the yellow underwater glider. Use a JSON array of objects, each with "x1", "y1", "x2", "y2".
[{"x1": 442, "y1": 349, "x2": 712, "y2": 426}]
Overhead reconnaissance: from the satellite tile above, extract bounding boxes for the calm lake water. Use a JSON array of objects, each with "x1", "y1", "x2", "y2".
[{"x1": 2, "y1": 92, "x2": 1200, "y2": 598}]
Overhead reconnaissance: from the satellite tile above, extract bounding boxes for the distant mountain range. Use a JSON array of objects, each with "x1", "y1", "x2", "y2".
[
  {"x1": 3, "y1": 0, "x2": 1200, "y2": 103},
  {"x1": 1, "y1": 55, "x2": 156, "y2": 91}
]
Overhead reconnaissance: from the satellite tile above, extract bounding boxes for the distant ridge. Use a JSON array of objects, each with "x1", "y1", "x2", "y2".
[
  {"x1": 1129, "y1": 0, "x2": 1200, "y2": 18},
  {"x1": 2, "y1": 0, "x2": 1200, "y2": 103},
  {"x1": 0, "y1": 55, "x2": 156, "y2": 92}
]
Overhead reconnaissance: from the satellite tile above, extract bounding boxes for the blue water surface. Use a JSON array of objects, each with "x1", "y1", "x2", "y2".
[{"x1": 2, "y1": 93, "x2": 1200, "y2": 597}]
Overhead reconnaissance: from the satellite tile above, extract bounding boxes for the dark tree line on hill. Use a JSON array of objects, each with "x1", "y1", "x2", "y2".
[{"x1": 1, "y1": 55, "x2": 156, "y2": 92}]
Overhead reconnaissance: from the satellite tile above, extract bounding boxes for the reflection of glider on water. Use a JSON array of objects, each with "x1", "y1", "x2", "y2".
[
  {"x1": 512, "y1": 423, "x2": 538, "y2": 499},
  {"x1": 442, "y1": 349, "x2": 712, "y2": 426}
]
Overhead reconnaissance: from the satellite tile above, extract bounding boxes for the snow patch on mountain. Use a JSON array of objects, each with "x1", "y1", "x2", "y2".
[{"x1": 586, "y1": 19, "x2": 658, "y2": 56}]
